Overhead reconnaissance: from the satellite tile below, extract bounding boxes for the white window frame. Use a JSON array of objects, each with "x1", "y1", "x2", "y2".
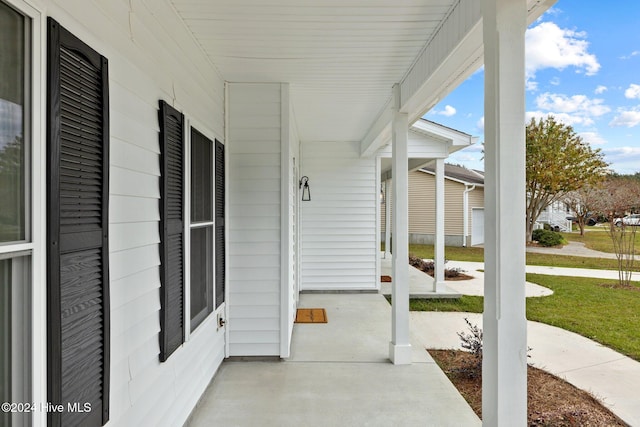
[
  {"x1": 183, "y1": 117, "x2": 224, "y2": 342},
  {"x1": 0, "y1": 0, "x2": 44, "y2": 426}
]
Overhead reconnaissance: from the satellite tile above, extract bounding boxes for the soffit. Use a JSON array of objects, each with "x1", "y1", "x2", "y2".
[{"x1": 170, "y1": 0, "x2": 457, "y2": 142}]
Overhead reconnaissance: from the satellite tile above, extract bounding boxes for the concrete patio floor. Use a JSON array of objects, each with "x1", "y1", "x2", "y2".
[{"x1": 186, "y1": 293, "x2": 480, "y2": 427}]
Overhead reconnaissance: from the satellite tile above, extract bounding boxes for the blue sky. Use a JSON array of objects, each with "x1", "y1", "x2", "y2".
[{"x1": 425, "y1": 0, "x2": 640, "y2": 175}]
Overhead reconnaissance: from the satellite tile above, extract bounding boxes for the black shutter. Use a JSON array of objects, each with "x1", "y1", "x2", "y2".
[
  {"x1": 158, "y1": 100, "x2": 185, "y2": 361},
  {"x1": 215, "y1": 140, "x2": 225, "y2": 308},
  {"x1": 47, "y1": 18, "x2": 110, "y2": 427}
]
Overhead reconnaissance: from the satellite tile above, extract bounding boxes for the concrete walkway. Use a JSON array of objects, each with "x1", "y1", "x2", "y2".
[
  {"x1": 447, "y1": 260, "x2": 640, "y2": 282},
  {"x1": 379, "y1": 255, "x2": 552, "y2": 298},
  {"x1": 188, "y1": 293, "x2": 480, "y2": 427},
  {"x1": 527, "y1": 240, "x2": 625, "y2": 259}
]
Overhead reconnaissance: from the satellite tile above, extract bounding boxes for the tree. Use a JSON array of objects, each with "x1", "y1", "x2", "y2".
[
  {"x1": 525, "y1": 116, "x2": 608, "y2": 241},
  {"x1": 564, "y1": 184, "x2": 605, "y2": 236},
  {"x1": 593, "y1": 176, "x2": 640, "y2": 287}
]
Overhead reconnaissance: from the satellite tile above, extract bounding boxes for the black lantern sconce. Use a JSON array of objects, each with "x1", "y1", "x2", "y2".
[
  {"x1": 380, "y1": 184, "x2": 385, "y2": 204},
  {"x1": 299, "y1": 176, "x2": 311, "y2": 201}
]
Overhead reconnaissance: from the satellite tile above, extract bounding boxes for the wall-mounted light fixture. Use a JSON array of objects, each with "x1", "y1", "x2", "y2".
[
  {"x1": 299, "y1": 176, "x2": 311, "y2": 201},
  {"x1": 380, "y1": 184, "x2": 385, "y2": 204}
]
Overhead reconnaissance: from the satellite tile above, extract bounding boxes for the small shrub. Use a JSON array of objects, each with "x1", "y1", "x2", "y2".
[
  {"x1": 532, "y1": 229, "x2": 546, "y2": 242},
  {"x1": 408, "y1": 254, "x2": 464, "y2": 278},
  {"x1": 455, "y1": 318, "x2": 483, "y2": 378},
  {"x1": 455, "y1": 319, "x2": 532, "y2": 379},
  {"x1": 409, "y1": 254, "x2": 426, "y2": 269},
  {"x1": 444, "y1": 267, "x2": 463, "y2": 278},
  {"x1": 532, "y1": 229, "x2": 564, "y2": 247}
]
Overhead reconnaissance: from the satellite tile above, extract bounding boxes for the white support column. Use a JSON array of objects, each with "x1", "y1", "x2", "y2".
[
  {"x1": 384, "y1": 179, "x2": 391, "y2": 258},
  {"x1": 482, "y1": 0, "x2": 527, "y2": 426},
  {"x1": 433, "y1": 158, "x2": 446, "y2": 292},
  {"x1": 390, "y1": 84, "x2": 411, "y2": 365}
]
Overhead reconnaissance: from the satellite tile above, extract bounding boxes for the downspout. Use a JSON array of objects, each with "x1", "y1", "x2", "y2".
[{"x1": 463, "y1": 184, "x2": 476, "y2": 247}]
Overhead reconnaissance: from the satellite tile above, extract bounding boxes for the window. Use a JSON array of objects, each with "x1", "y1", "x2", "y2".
[
  {"x1": 159, "y1": 104, "x2": 225, "y2": 360},
  {"x1": 0, "y1": 1, "x2": 28, "y2": 244},
  {"x1": 0, "y1": 256, "x2": 31, "y2": 427},
  {"x1": 190, "y1": 128, "x2": 213, "y2": 331},
  {"x1": 0, "y1": 2, "x2": 31, "y2": 426}
]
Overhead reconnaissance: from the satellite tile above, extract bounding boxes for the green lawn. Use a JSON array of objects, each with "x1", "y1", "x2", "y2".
[
  {"x1": 562, "y1": 227, "x2": 640, "y2": 255},
  {"x1": 409, "y1": 273, "x2": 640, "y2": 361},
  {"x1": 400, "y1": 243, "x2": 640, "y2": 271}
]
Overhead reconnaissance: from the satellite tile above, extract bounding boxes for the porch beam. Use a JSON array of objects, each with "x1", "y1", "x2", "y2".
[
  {"x1": 384, "y1": 179, "x2": 391, "y2": 259},
  {"x1": 389, "y1": 84, "x2": 411, "y2": 365},
  {"x1": 482, "y1": 0, "x2": 527, "y2": 425},
  {"x1": 360, "y1": 99, "x2": 392, "y2": 157},
  {"x1": 360, "y1": 0, "x2": 553, "y2": 159},
  {"x1": 433, "y1": 158, "x2": 446, "y2": 292}
]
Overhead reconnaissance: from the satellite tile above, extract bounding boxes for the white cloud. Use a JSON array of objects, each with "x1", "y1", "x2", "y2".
[
  {"x1": 624, "y1": 84, "x2": 640, "y2": 99},
  {"x1": 432, "y1": 105, "x2": 456, "y2": 117},
  {"x1": 465, "y1": 143, "x2": 484, "y2": 153},
  {"x1": 620, "y1": 51, "x2": 640, "y2": 60},
  {"x1": 526, "y1": 111, "x2": 595, "y2": 127},
  {"x1": 476, "y1": 116, "x2": 484, "y2": 132},
  {"x1": 450, "y1": 152, "x2": 480, "y2": 162},
  {"x1": 610, "y1": 107, "x2": 640, "y2": 127},
  {"x1": 602, "y1": 147, "x2": 640, "y2": 173},
  {"x1": 535, "y1": 93, "x2": 610, "y2": 116},
  {"x1": 529, "y1": 93, "x2": 610, "y2": 127},
  {"x1": 525, "y1": 22, "x2": 600, "y2": 90},
  {"x1": 594, "y1": 85, "x2": 607, "y2": 94},
  {"x1": 550, "y1": 77, "x2": 561, "y2": 86},
  {"x1": 578, "y1": 131, "x2": 607, "y2": 145}
]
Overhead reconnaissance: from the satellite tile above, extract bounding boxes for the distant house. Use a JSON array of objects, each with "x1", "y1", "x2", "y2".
[
  {"x1": 382, "y1": 163, "x2": 485, "y2": 247},
  {"x1": 534, "y1": 200, "x2": 574, "y2": 232}
]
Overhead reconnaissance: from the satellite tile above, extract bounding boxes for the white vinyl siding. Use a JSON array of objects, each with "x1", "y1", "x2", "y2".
[
  {"x1": 377, "y1": 131, "x2": 450, "y2": 158},
  {"x1": 36, "y1": 1, "x2": 226, "y2": 426},
  {"x1": 228, "y1": 83, "x2": 283, "y2": 356},
  {"x1": 301, "y1": 141, "x2": 377, "y2": 290}
]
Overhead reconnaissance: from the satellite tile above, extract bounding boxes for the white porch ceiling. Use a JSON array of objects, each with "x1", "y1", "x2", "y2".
[
  {"x1": 170, "y1": 0, "x2": 456, "y2": 142},
  {"x1": 169, "y1": 0, "x2": 553, "y2": 145}
]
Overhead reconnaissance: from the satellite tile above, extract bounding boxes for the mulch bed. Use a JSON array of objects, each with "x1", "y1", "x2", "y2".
[
  {"x1": 408, "y1": 254, "x2": 475, "y2": 281},
  {"x1": 428, "y1": 349, "x2": 627, "y2": 426},
  {"x1": 433, "y1": 272, "x2": 474, "y2": 281}
]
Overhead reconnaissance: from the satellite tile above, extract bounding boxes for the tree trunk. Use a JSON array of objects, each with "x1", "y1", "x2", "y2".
[{"x1": 526, "y1": 215, "x2": 535, "y2": 242}]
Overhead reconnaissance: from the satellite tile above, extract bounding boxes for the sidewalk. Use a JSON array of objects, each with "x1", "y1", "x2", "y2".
[
  {"x1": 379, "y1": 254, "x2": 553, "y2": 298},
  {"x1": 526, "y1": 240, "x2": 637, "y2": 260},
  {"x1": 446, "y1": 260, "x2": 640, "y2": 282}
]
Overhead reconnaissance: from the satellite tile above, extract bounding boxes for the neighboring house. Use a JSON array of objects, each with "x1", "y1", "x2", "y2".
[
  {"x1": 534, "y1": 200, "x2": 574, "y2": 232},
  {"x1": 0, "y1": 1, "x2": 553, "y2": 426},
  {"x1": 382, "y1": 162, "x2": 485, "y2": 247}
]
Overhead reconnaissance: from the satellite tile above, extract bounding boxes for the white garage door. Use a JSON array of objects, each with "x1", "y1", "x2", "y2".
[{"x1": 472, "y1": 208, "x2": 484, "y2": 246}]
